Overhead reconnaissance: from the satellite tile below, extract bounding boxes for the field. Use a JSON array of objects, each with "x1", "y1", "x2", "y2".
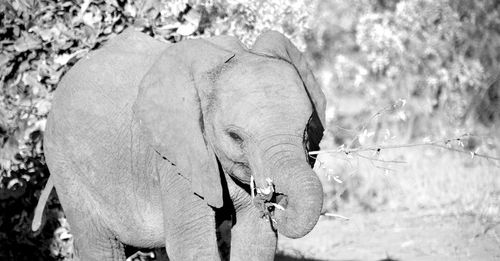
[
  {"x1": 277, "y1": 147, "x2": 500, "y2": 260},
  {"x1": 1, "y1": 1, "x2": 500, "y2": 260}
]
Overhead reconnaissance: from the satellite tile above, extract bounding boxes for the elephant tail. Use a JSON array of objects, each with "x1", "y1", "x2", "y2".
[{"x1": 32, "y1": 176, "x2": 54, "y2": 231}]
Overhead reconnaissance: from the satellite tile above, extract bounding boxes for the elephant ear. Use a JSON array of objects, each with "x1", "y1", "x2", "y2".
[
  {"x1": 134, "y1": 39, "x2": 234, "y2": 208},
  {"x1": 251, "y1": 31, "x2": 326, "y2": 165}
]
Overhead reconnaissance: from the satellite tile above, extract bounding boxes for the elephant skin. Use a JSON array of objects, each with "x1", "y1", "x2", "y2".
[{"x1": 41, "y1": 28, "x2": 326, "y2": 261}]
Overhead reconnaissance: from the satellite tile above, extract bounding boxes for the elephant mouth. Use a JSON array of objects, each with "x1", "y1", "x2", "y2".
[{"x1": 250, "y1": 176, "x2": 288, "y2": 227}]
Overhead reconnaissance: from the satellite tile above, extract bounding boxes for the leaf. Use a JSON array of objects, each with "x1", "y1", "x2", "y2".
[
  {"x1": 184, "y1": 7, "x2": 201, "y2": 25},
  {"x1": 176, "y1": 8, "x2": 201, "y2": 36},
  {"x1": 29, "y1": 26, "x2": 54, "y2": 42},
  {"x1": 176, "y1": 22, "x2": 197, "y2": 36},
  {"x1": 33, "y1": 99, "x2": 51, "y2": 115},
  {"x1": 77, "y1": 0, "x2": 93, "y2": 20},
  {"x1": 333, "y1": 175, "x2": 343, "y2": 183},
  {"x1": 46, "y1": 69, "x2": 64, "y2": 84},
  {"x1": 0, "y1": 52, "x2": 12, "y2": 68},
  {"x1": 137, "y1": 0, "x2": 162, "y2": 20},
  {"x1": 82, "y1": 12, "x2": 96, "y2": 26},
  {"x1": 359, "y1": 129, "x2": 374, "y2": 146},
  {"x1": 0, "y1": 136, "x2": 19, "y2": 161},
  {"x1": 22, "y1": 70, "x2": 45, "y2": 96},
  {"x1": 53, "y1": 49, "x2": 88, "y2": 67},
  {"x1": 7, "y1": 178, "x2": 22, "y2": 189},
  {"x1": 397, "y1": 111, "x2": 407, "y2": 121},
  {"x1": 124, "y1": 3, "x2": 137, "y2": 17},
  {"x1": 0, "y1": 53, "x2": 14, "y2": 78},
  {"x1": 14, "y1": 32, "x2": 41, "y2": 52}
]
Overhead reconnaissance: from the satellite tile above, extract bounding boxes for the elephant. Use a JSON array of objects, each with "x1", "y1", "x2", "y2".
[{"x1": 36, "y1": 28, "x2": 326, "y2": 261}]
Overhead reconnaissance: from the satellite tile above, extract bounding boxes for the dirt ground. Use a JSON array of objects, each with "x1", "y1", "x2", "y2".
[{"x1": 276, "y1": 211, "x2": 500, "y2": 261}]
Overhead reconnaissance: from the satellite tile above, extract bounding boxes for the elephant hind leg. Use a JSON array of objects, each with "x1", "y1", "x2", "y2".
[
  {"x1": 73, "y1": 230, "x2": 127, "y2": 261},
  {"x1": 54, "y1": 182, "x2": 127, "y2": 261},
  {"x1": 62, "y1": 204, "x2": 127, "y2": 261}
]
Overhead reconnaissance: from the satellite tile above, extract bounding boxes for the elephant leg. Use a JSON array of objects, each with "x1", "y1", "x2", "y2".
[
  {"x1": 57, "y1": 188, "x2": 126, "y2": 261},
  {"x1": 158, "y1": 162, "x2": 220, "y2": 261},
  {"x1": 226, "y1": 175, "x2": 277, "y2": 261}
]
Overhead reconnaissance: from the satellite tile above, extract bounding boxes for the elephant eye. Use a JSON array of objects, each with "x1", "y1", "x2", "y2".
[{"x1": 227, "y1": 130, "x2": 244, "y2": 144}]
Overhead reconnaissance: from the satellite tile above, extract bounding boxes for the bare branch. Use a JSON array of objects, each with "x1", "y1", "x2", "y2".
[
  {"x1": 310, "y1": 135, "x2": 500, "y2": 162},
  {"x1": 322, "y1": 212, "x2": 350, "y2": 220},
  {"x1": 355, "y1": 152, "x2": 408, "y2": 164}
]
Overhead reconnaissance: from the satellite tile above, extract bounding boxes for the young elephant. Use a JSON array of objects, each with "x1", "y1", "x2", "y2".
[{"x1": 39, "y1": 28, "x2": 326, "y2": 261}]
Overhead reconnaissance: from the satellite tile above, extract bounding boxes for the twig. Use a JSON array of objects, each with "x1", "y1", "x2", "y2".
[
  {"x1": 346, "y1": 101, "x2": 405, "y2": 149},
  {"x1": 374, "y1": 164, "x2": 396, "y2": 173},
  {"x1": 77, "y1": 0, "x2": 92, "y2": 19},
  {"x1": 309, "y1": 135, "x2": 500, "y2": 161},
  {"x1": 310, "y1": 142, "x2": 432, "y2": 155},
  {"x1": 355, "y1": 152, "x2": 408, "y2": 164},
  {"x1": 430, "y1": 144, "x2": 500, "y2": 161},
  {"x1": 126, "y1": 251, "x2": 155, "y2": 261},
  {"x1": 322, "y1": 213, "x2": 350, "y2": 220}
]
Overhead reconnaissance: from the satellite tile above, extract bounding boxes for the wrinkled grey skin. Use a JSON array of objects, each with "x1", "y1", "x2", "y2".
[{"x1": 43, "y1": 28, "x2": 326, "y2": 261}]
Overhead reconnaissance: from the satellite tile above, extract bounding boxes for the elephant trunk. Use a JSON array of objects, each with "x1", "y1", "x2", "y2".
[{"x1": 263, "y1": 145, "x2": 323, "y2": 239}]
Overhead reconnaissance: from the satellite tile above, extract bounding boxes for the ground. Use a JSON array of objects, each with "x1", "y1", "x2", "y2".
[
  {"x1": 276, "y1": 211, "x2": 500, "y2": 261},
  {"x1": 39, "y1": 147, "x2": 500, "y2": 261}
]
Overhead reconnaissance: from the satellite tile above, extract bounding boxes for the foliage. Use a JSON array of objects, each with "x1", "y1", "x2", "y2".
[
  {"x1": 355, "y1": 0, "x2": 486, "y2": 129},
  {"x1": 200, "y1": 0, "x2": 315, "y2": 50},
  {"x1": 308, "y1": 0, "x2": 500, "y2": 145}
]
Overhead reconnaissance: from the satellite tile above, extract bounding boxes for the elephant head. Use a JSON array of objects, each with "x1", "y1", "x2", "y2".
[{"x1": 134, "y1": 31, "x2": 325, "y2": 239}]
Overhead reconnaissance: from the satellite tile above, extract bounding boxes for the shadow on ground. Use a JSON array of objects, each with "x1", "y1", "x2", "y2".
[
  {"x1": 275, "y1": 253, "x2": 400, "y2": 261},
  {"x1": 275, "y1": 253, "x2": 360, "y2": 261},
  {"x1": 126, "y1": 246, "x2": 400, "y2": 261}
]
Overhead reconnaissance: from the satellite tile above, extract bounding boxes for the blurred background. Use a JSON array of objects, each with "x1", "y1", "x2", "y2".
[{"x1": 0, "y1": 0, "x2": 499, "y2": 260}]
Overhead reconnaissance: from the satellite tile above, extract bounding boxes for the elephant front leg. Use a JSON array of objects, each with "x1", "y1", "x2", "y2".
[
  {"x1": 226, "y1": 175, "x2": 277, "y2": 261},
  {"x1": 159, "y1": 165, "x2": 220, "y2": 261}
]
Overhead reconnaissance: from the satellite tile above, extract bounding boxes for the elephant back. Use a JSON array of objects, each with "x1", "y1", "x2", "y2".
[{"x1": 44, "y1": 29, "x2": 169, "y2": 184}]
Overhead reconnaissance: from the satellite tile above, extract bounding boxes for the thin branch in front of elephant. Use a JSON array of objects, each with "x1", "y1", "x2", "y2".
[
  {"x1": 309, "y1": 134, "x2": 500, "y2": 162},
  {"x1": 322, "y1": 213, "x2": 350, "y2": 221},
  {"x1": 374, "y1": 165, "x2": 397, "y2": 175},
  {"x1": 270, "y1": 203, "x2": 285, "y2": 210},
  {"x1": 355, "y1": 152, "x2": 407, "y2": 164},
  {"x1": 359, "y1": 153, "x2": 398, "y2": 175}
]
